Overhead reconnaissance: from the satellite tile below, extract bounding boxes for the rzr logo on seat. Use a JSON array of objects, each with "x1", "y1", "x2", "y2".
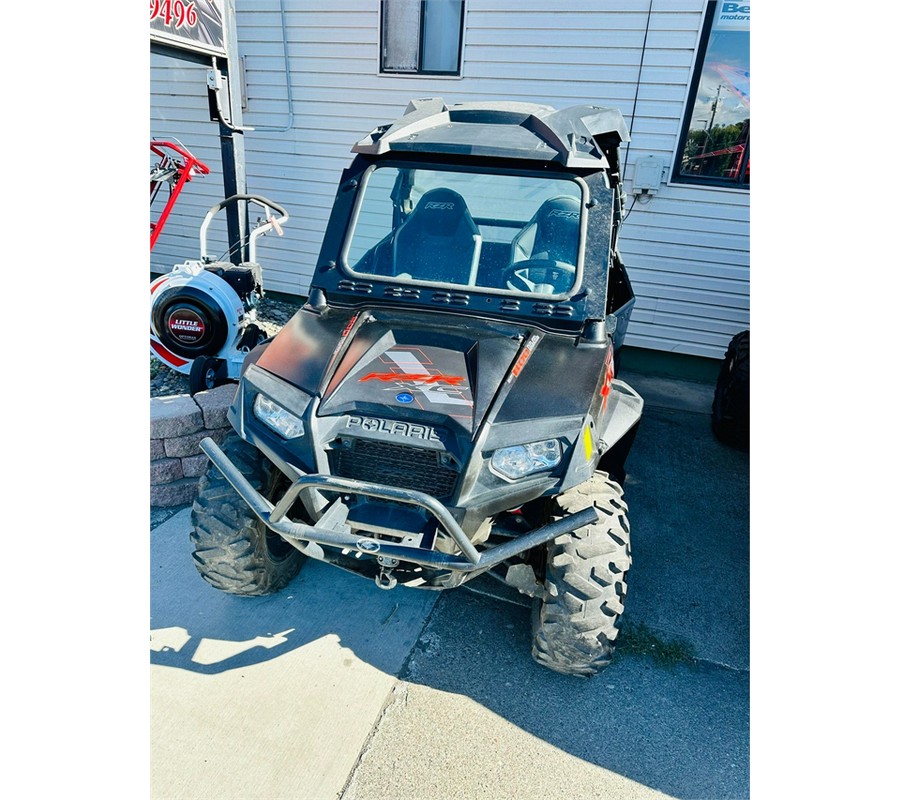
[
  {"x1": 424, "y1": 201, "x2": 455, "y2": 210},
  {"x1": 548, "y1": 209, "x2": 579, "y2": 220}
]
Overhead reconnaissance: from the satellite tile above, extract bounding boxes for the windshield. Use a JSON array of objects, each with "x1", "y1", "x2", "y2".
[{"x1": 343, "y1": 165, "x2": 585, "y2": 297}]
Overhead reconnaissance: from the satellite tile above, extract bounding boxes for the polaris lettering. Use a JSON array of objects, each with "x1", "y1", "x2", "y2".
[{"x1": 346, "y1": 415, "x2": 442, "y2": 443}]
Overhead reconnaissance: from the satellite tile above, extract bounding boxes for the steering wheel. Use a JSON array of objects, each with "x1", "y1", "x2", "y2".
[{"x1": 502, "y1": 258, "x2": 576, "y2": 294}]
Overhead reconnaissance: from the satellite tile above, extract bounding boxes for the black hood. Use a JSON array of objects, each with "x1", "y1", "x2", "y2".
[
  {"x1": 254, "y1": 306, "x2": 608, "y2": 441},
  {"x1": 256, "y1": 308, "x2": 529, "y2": 436}
]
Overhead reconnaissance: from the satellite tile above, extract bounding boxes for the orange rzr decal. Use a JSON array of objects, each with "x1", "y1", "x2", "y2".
[
  {"x1": 359, "y1": 372, "x2": 465, "y2": 385},
  {"x1": 600, "y1": 349, "x2": 615, "y2": 411},
  {"x1": 511, "y1": 350, "x2": 531, "y2": 378},
  {"x1": 508, "y1": 334, "x2": 540, "y2": 382}
]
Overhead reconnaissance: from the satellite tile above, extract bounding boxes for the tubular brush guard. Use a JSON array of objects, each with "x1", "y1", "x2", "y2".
[{"x1": 200, "y1": 437, "x2": 600, "y2": 575}]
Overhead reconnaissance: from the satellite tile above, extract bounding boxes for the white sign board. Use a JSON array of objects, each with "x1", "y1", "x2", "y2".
[
  {"x1": 150, "y1": 0, "x2": 226, "y2": 58},
  {"x1": 715, "y1": 0, "x2": 750, "y2": 31}
]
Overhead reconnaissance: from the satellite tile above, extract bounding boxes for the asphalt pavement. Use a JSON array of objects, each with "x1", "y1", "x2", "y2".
[{"x1": 150, "y1": 368, "x2": 749, "y2": 800}]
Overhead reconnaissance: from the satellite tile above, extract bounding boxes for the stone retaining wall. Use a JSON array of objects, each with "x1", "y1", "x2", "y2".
[{"x1": 150, "y1": 385, "x2": 237, "y2": 507}]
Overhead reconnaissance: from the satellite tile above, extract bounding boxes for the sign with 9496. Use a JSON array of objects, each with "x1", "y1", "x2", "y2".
[
  {"x1": 150, "y1": 1, "x2": 199, "y2": 29},
  {"x1": 150, "y1": 0, "x2": 226, "y2": 57}
]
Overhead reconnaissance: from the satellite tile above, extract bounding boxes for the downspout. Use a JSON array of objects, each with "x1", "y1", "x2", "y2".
[{"x1": 248, "y1": 0, "x2": 295, "y2": 133}]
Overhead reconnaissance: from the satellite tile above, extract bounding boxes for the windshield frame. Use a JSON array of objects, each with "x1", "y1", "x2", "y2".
[{"x1": 339, "y1": 160, "x2": 589, "y2": 302}]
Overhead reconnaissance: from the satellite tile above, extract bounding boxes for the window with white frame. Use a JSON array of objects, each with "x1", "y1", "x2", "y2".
[
  {"x1": 380, "y1": 0, "x2": 465, "y2": 76},
  {"x1": 674, "y1": 1, "x2": 750, "y2": 187}
]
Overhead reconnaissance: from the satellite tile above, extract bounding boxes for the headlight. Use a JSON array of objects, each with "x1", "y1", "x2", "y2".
[
  {"x1": 490, "y1": 439, "x2": 562, "y2": 480},
  {"x1": 253, "y1": 395, "x2": 305, "y2": 439}
]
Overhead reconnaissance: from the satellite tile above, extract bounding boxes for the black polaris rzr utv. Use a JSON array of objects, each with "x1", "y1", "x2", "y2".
[{"x1": 192, "y1": 99, "x2": 644, "y2": 676}]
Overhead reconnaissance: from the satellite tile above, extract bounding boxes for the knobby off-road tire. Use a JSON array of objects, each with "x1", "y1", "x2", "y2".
[
  {"x1": 191, "y1": 432, "x2": 305, "y2": 595},
  {"x1": 532, "y1": 473, "x2": 631, "y2": 677},
  {"x1": 711, "y1": 329, "x2": 750, "y2": 450}
]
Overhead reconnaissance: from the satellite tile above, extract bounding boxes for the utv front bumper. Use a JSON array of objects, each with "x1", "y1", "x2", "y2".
[{"x1": 199, "y1": 436, "x2": 601, "y2": 578}]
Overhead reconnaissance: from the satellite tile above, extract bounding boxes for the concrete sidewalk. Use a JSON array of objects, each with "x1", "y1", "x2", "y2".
[
  {"x1": 151, "y1": 516, "x2": 438, "y2": 798},
  {"x1": 150, "y1": 370, "x2": 749, "y2": 799}
]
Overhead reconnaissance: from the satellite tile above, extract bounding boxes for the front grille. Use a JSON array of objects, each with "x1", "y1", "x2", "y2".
[{"x1": 330, "y1": 438, "x2": 459, "y2": 500}]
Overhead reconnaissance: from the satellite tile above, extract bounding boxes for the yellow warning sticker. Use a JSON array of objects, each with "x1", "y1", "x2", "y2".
[{"x1": 583, "y1": 426, "x2": 593, "y2": 462}]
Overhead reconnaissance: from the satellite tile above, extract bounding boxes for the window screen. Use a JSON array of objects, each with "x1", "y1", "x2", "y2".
[{"x1": 381, "y1": 0, "x2": 464, "y2": 76}]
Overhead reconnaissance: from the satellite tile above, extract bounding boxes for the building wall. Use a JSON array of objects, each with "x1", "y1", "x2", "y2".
[
  {"x1": 150, "y1": 0, "x2": 749, "y2": 360},
  {"x1": 150, "y1": 55, "x2": 228, "y2": 270}
]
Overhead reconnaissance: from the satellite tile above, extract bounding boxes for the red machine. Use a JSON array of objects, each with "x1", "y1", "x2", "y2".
[{"x1": 150, "y1": 140, "x2": 210, "y2": 250}]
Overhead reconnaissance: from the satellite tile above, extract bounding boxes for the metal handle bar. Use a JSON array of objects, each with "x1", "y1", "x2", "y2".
[
  {"x1": 199, "y1": 194, "x2": 289, "y2": 263},
  {"x1": 150, "y1": 141, "x2": 211, "y2": 175}
]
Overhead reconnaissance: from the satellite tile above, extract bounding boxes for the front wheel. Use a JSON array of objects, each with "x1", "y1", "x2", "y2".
[
  {"x1": 189, "y1": 356, "x2": 226, "y2": 396},
  {"x1": 532, "y1": 473, "x2": 631, "y2": 677},
  {"x1": 190, "y1": 432, "x2": 305, "y2": 595}
]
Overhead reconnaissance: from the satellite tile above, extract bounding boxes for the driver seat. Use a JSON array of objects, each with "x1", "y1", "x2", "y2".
[
  {"x1": 393, "y1": 188, "x2": 482, "y2": 285},
  {"x1": 510, "y1": 195, "x2": 581, "y2": 266}
]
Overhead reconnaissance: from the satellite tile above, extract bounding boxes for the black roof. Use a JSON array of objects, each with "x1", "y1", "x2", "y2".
[{"x1": 352, "y1": 98, "x2": 630, "y2": 169}]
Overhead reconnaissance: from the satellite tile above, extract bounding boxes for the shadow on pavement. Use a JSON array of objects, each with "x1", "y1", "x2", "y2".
[
  {"x1": 151, "y1": 521, "x2": 438, "y2": 676},
  {"x1": 151, "y1": 385, "x2": 748, "y2": 797},
  {"x1": 625, "y1": 403, "x2": 750, "y2": 671},
  {"x1": 401, "y1": 588, "x2": 748, "y2": 799},
  {"x1": 388, "y1": 401, "x2": 750, "y2": 799}
]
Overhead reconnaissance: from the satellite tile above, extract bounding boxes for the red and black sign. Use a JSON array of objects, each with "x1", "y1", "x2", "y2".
[{"x1": 167, "y1": 308, "x2": 206, "y2": 344}]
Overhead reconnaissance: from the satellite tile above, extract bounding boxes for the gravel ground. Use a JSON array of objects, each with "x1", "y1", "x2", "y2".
[{"x1": 150, "y1": 295, "x2": 303, "y2": 398}]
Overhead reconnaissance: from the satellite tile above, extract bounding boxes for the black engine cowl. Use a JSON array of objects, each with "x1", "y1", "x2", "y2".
[{"x1": 151, "y1": 285, "x2": 230, "y2": 358}]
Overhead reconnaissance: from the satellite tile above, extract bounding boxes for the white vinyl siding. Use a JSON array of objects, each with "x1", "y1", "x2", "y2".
[
  {"x1": 150, "y1": 0, "x2": 748, "y2": 360},
  {"x1": 150, "y1": 54, "x2": 229, "y2": 272}
]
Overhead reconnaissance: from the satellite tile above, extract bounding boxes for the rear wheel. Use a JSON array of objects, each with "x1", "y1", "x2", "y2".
[
  {"x1": 711, "y1": 330, "x2": 750, "y2": 449},
  {"x1": 190, "y1": 432, "x2": 305, "y2": 595},
  {"x1": 532, "y1": 473, "x2": 631, "y2": 677}
]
